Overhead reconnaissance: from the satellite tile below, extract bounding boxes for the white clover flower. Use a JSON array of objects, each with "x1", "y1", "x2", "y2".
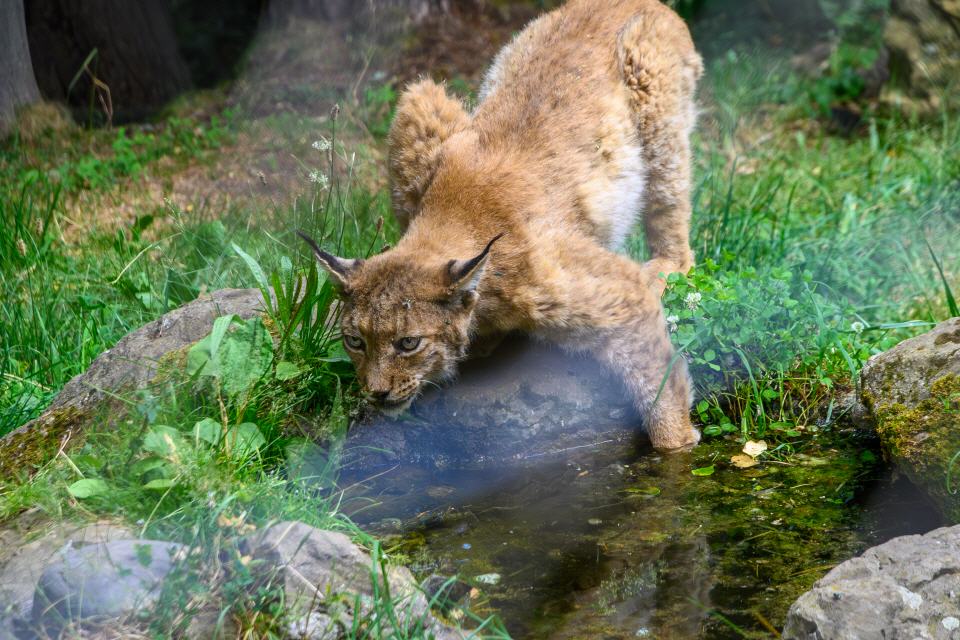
[
  {"x1": 311, "y1": 137, "x2": 331, "y2": 152},
  {"x1": 666, "y1": 314, "x2": 680, "y2": 333},
  {"x1": 684, "y1": 291, "x2": 702, "y2": 311},
  {"x1": 851, "y1": 321, "x2": 865, "y2": 334},
  {"x1": 308, "y1": 170, "x2": 329, "y2": 189}
]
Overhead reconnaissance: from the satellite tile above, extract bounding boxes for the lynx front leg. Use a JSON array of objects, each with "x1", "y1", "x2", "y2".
[
  {"x1": 593, "y1": 302, "x2": 698, "y2": 451},
  {"x1": 538, "y1": 242, "x2": 699, "y2": 450}
]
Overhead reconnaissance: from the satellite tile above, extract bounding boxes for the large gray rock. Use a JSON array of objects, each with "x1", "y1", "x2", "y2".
[
  {"x1": 31, "y1": 539, "x2": 185, "y2": 635},
  {"x1": 0, "y1": 515, "x2": 132, "y2": 637},
  {"x1": 783, "y1": 524, "x2": 960, "y2": 639},
  {"x1": 854, "y1": 317, "x2": 960, "y2": 521},
  {"x1": 0, "y1": 288, "x2": 266, "y2": 479},
  {"x1": 239, "y1": 521, "x2": 462, "y2": 639},
  {"x1": 883, "y1": 0, "x2": 960, "y2": 114}
]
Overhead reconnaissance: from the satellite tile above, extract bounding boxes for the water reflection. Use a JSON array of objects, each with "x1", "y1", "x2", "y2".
[{"x1": 317, "y1": 340, "x2": 944, "y2": 639}]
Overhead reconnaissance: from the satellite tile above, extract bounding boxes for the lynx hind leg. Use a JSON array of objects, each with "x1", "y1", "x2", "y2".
[
  {"x1": 543, "y1": 241, "x2": 699, "y2": 450},
  {"x1": 387, "y1": 79, "x2": 470, "y2": 230},
  {"x1": 617, "y1": 7, "x2": 702, "y2": 293}
]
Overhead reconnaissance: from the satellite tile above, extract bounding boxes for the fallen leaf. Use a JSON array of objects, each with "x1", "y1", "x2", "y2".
[
  {"x1": 691, "y1": 465, "x2": 715, "y2": 476},
  {"x1": 730, "y1": 454, "x2": 759, "y2": 469},
  {"x1": 743, "y1": 440, "x2": 768, "y2": 458}
]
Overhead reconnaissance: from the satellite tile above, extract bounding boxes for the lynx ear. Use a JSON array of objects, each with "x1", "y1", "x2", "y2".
[
  {"x1": 446, "y1": 233, "x2": 504, "y2": 303},
  {"x1": 297, "y1": 231, "x2": 362, "y2": 292}
]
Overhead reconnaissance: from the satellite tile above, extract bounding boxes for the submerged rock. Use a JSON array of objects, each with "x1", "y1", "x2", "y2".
[
  {"x1": 0, "y1": 288, "x2": 266, "y2": 480},
  {"x1": 856, "y1": 318, "x2": 960, "y2": 521},
  {"x1": 340, "y1": 335, "x2": 638, "y2": 472},
  {"x1": 783, "y1": 524, "x2": 960, "y2": 639}
]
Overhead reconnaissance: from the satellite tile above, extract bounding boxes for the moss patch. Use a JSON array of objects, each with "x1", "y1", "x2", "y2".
[
  {"x1": 876, "y1": 375, "x2": 960, "y2": 522},
  {"x1": 0, "y1": 406, "x2": 90, "y2": 482}
]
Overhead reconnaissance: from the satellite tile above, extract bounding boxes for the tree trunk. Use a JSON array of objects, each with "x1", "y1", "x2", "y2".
[
  {"x1": 26, "y1": 0, "x2": 192, "y2": 123},
  {"x1": 0, "y1": 0, "x2": 42, "y2": 136}
]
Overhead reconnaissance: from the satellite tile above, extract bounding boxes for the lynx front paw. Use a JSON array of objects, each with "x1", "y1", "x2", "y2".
[{"x1": 648, "y1": 420, "x2": 700, "y2": 452}]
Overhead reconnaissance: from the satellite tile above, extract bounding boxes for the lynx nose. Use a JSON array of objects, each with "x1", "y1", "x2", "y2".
[{"x1": 369, "y1": 389, "x2": 391, "y2": 403}]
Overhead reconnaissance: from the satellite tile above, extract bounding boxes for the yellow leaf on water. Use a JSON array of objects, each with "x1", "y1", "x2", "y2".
[
  {"x1": 742, "y1": 440, "x2": 768, "y2": 458},
  {"x1": 730, "y1": 454, "x2": 759, "y2": 469}
]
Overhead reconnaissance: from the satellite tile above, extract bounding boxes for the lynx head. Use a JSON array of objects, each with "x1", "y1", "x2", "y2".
[{"x1": 298, "y1": 231, "x2": 502, "y2": 415}]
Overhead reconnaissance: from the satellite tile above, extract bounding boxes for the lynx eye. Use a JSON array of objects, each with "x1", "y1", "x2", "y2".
[
  {"x1": 396, "y1": 336, "x2": 422, "y2": 352},
  {"x1": 343, "y1": 334, "x2": 365, "y2": 351}
]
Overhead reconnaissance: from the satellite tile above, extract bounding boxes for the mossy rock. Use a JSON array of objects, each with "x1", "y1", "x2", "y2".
[
  {"x1": 0, "y1": 289, "x2": 266, "y2": 483},
  {"x1": 0, "y1": 407, "x2": 90, "y2": 481},
  {"x1": 856, "y1": 318, "x2": 960, "y2": 521},
  {"x1": 856, "y1": 317, "x2": 960, "y2": 427},
  {"x1": 875, "y1": 375, "x2": 960, "y2": 522}
]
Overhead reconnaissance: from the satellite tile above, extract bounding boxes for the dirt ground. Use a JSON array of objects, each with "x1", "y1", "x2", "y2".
[{"x1": 53, "y1": 3, "x2": 553, "y2": 238}]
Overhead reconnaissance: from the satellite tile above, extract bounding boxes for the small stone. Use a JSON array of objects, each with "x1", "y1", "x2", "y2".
[
  {"x1": 474, "y1": 573, "x2": 501, "y2": 586},
  {"x1": 421, "y1": 575, "x2": 471, "y2": 612},
  {"x1": 587, "y1": 518, "x2": 603, "y2": 526},
  {"x1": 240, "y1": 521, "x2": 459, "y2": 638},
  {"x1": 943, "y1": 616, "x2": 960, "y2": 631},
  {"x1": 286, "y1": 612, "x2": 338, "y2": 640}
]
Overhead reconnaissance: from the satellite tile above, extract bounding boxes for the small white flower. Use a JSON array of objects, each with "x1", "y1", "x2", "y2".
[
  {"x1": 311, "y1": 137, "x2": 331, "y2": 152},
  {"x1": 684, "y1": 291, "x2": 702, "y2": 311},
  {"x1": 666, "y1": 314, "x2": 679, "y2": 333},
  {"x1": 307, "y1": 170, "x2": 329, "y2": 189},
  {"x1": 851, "y1": 321, "x2": 865, "y2": 334}
]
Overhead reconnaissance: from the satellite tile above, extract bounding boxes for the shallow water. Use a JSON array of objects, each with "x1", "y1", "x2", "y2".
[{"x1": 342, "y1": 433, "x2": 943, "y2": 639}]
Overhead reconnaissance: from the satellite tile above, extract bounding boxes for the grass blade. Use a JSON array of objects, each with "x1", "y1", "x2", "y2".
[{"x1": 927, "y1": 239, "x2": 959, "y2": 317}]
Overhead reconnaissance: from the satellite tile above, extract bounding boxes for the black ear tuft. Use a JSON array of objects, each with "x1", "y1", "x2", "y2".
[
  {"x1": 297, "y1": 230, "x2": 362, "y2": 291},
  {"x1": 447, "y1": 232, "x2": 505, "y2": 294}
]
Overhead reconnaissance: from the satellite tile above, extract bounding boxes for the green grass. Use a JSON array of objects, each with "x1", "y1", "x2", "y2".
[{"x1": 648, "y1": 52, "x2": 960, "y2": 447}]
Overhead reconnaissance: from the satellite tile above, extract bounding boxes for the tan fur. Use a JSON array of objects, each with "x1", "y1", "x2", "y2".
[{"x1": 314, "y1": 0, "x2": 703, "y2": 450}]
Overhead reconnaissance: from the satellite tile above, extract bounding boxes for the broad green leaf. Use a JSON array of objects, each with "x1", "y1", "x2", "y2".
[
  {"x1": 143, "y1": 478, "x2": 176, "y2": 490},
  {"x1": 187, "y1": 316, "x2": 273, "y2": 399},
  {"x1": 187, "y1": 315, "x2": 236, "y2": 378},
  {"x1": 275, "y1": 360, "x2": 302, "y2": 381},
  {"x1": 130, "y1": 457, "x2": 168, "y2": 476},
  {"x1": 68, "y1": 478, "x2": 109, "y2": 499},
  {"x1": 193, "y1": 418, "x2": 222, "y2": 446},
  {"x1": 225, "y1": 422, "x2": 266, "y2": 459},
  {"x1": 218, "y1": 319, "x2": 273, "y2": 398},
  {"x1": 143, "y1": 425, "x2": 184, "y2": 457},
  {"x1": 691, "y1": 465, "x2": 715, "y2": 477}
]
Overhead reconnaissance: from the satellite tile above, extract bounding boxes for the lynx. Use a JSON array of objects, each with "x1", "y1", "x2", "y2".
[{"x1": 301, "y1": 0, "x2": 703, "y2": 449}]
